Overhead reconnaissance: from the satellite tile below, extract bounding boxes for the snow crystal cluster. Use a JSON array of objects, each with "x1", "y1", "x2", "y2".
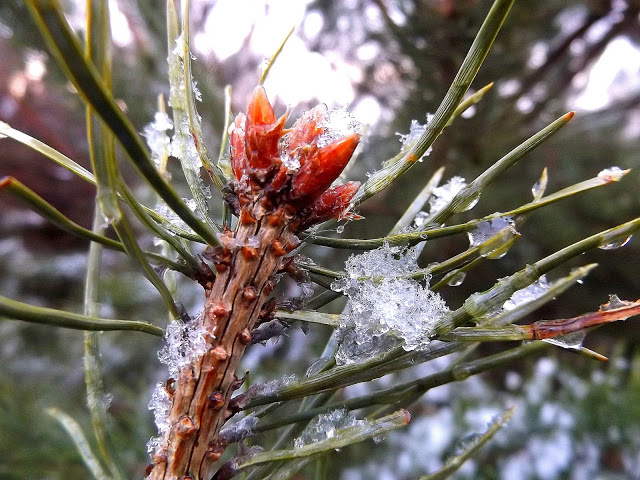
[
  {"x1": 428, "y1": 176, "x2": 467, "y2": 214},
  {"x1": 331, "y1": 243, "x2": 449, "y2": 365},
  {"x1": 148, "y1": 382, "x2": 171, "y2": 432},
  {"x1": 147, "y1": 382, "x2": 171, "y2": 454},
  {"x1": 142, "y1": 111, "x2": 173, "y2": 168},
  {"x1": 157, "y1": 316, "x2": 209, "y2": 378},
  {"x1": 147, "y1": 317, "x2": 210, "y2": 453},
  {"x1": 317, "y1": 106, "x2": 362, "y2": 148},
  {"x1": 247, "y1": 374, "x2": 297, "y2": 398},
  {"x1": 294, "y1": 409, "x2": 366, "y2": 449},
  {"x1": 397, "y1": 114, "x2": 434, "y2": 161},
  {"x1": 170, "y1": 118, "x2": 200, "y2": 171}
]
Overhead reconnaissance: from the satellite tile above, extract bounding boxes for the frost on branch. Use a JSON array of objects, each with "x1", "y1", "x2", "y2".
[
  {"x1": 331, "y1": 243, "x2": 449, "y2": 365},
  {"x1": 157, "y1": 315, "x2": 209, "y2": 378},
  {"x1": 294, "y1": 409, "x2": 366, "y2": 448}
]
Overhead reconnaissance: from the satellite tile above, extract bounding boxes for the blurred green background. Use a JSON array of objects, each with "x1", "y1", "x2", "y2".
[{"x1": 1, "y1": 0, "x2": 639, "y2": 478}]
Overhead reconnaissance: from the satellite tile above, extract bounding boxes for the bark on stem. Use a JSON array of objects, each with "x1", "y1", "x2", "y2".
[{"x1": 148, "y1": 201, "x2": 296, "y2": 480}]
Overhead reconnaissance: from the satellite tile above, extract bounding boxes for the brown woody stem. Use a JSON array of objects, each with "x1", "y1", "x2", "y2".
[{"x1": 148, "y1": 201, "x2": 297, "y2": 479}]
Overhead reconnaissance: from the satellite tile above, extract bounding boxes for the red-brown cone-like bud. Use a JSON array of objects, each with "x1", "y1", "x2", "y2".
[
  {"x1": 244, "y1": 87, "x2": 287, "y2": 175},
  {"x1": 246, "y1": 86, "x2": 275, "y2": 125},
  {"x1": 296, "y1": 181, "x2": 361, "y2": 229},
  {"x1": 290, "y1": 133, "x2": 360, "y2": 204}
]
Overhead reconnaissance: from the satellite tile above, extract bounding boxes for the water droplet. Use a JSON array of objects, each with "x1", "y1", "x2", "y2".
[
  {"x1": 336, "y1": 225, "x2": 345, "y2": 234},
  {"x1": 452, "y1": 190, "x2": 481, "y2": 213},
  {"x1": 447, "y1": 270, "x2": 466, "y2": 287},
  {"x1": 531, "y1": 181, "x2": 542, "y2": 198},
  {"x1": 543, "y1": 330, "x2": 586, "y2": 350},
  {"x1": 598, "y1": 234, "x2": 632, "y2": 250},
  {"x1": 468, "y1": 217, "x2": 518, "y2": 259}
]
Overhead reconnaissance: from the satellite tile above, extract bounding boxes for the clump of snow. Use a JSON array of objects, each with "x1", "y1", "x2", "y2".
[
  {"x1": 502, "y1": 275, "x2": 549, "y2": 311},
  {"x1": 148, "y1": 382, "x2": 171, "y2": 435},
  {"x1": 294, "y1": 409, "x2": 366, "y2": 448},
  {"x1": 428, "y1": 176, "x2": 467, "y2": 214},
  {"x1": 146, "y1": 436, "x2": 163, "y2": 455},
  {"x1": 396, "y1": 114, "x2": 434, "y2": 161},
  {"x1": 331, "y1": 243, "x2": 449, "y2": 364},
  {"x1": 317, "y1": 106, "x2": 362, "y2": 148},
  {"x1": 157, "y1": 316, "x2": 209, "y2": 378},
  {"x1": 142, "y1": 111, "x2": 173, "y2": 168}
]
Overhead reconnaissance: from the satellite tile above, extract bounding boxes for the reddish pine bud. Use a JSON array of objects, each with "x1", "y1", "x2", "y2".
[
  {"x1": 246, "y1": 86, "x2": 275, "y2": 125},
  {"x1": 290, "y1": 133, "x2": 360, "y2": 204},
  {"x1": 244, "y1": 87, "x2": 287, "y2": 173},
  {"x1": 297, "y1": 181, "x2": 361, "y2": 229}
]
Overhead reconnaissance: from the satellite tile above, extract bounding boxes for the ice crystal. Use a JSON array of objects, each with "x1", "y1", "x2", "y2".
[
  {"x1": 249, "y1": 374, "x2": 297, "y2": 398},
  {"x1": 219, "y1": 414, "x2": 259, "y2": 443},
  {"x1": 146, "y1": 436, "x2": 163, "y2": 455},
  {"x1": 317, "y1": 106, "x2": 362, "y2": 148},
  {"x1": 331, "y1": 243, "x2": 449, "y2": 364},
  {"x1": 155, "y1": 203, "x2": 195, "y2": 234},
  {"x1": 157, "y1": 316, "x2": 209, "y2": 378},
  {"x1": 142, "y1": 111, "x2": 173, "y2": 168},
  {"x1": 503, "y1": 275, "x2": 550, "y2": 310},
  {"x1": 148, "y1": 382, "x2": 171, "y2": 434},
  {"x1": 294, "y1": 409, "x2": 366, "y2": 448},
  {"x1": 428, "y1": 176, "x2": 467, "y2": 213},
  {"x1": 397, "y1": 114, "x2": 434, "y2": 161},
  {"x1": 192, "y1": 80, "x2": 202, "y2": 102},
  {"x1": 170, "y1": 128, "x2": 200, "y2": 170},
  {"x1": 597, "y1": 166, "x2": 627, "y2": 182},
  {"x1": 172, "y1": 33, "x2": 184, "y2": 58}
]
